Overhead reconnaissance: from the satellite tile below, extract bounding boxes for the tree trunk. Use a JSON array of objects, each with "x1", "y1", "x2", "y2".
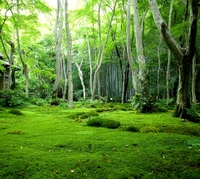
[
  {"x1": 166, "y1": 0, "x2": 174, "y2": 101},
  {"x1": 156, "y1": 35, "x2": 162, "y2": 101},
  {"x1": 53, "y1": 0, "x2": 63, "y2": 98},
  {"x1": 65, "y1": 0, "x2": 73, "y2": 108},
  {"x1": 86, "y1": 31, "x2": 93, "y2": 96},
  {"x1": 74, "y1": 60, "x2": 86, "y2": 100},
  {"x1": 91, "y1": 0, "x2": 117, "y2": 100},
  {"x1": 149, "y1": 0, "x2": 200, "y2": 122},
  {"x1": 16, "y1": 0, "x2": 29, "y2": 96},
  {"x1": 132, "y1": 0, "x2": 148, "y2": 92},
  {"x1": 126, "y1": 0, "x2": 138, "y2": 93},
  {"x1": 191, "y1": 53, "x2": 196, "y2": 104},
  {"x1": 62, "y1": 53, "x2": 67, "y2": 101}
]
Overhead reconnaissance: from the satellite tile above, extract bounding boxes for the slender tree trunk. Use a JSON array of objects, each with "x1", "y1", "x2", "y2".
[
  {"x1": 97, "y1": 71, "x2": 101, "y2": 100},
  {"x1": 132, "y1": 0, "x2": 149, "y2": 98},
  {"x1": 149, "y1": 0, "x2": 199, "y2": 122},
  {"x1": 86, "y1": 31, "x2": 93, "y2": 96},
  {"x1": 156, "y1": 35, "x2": 162, "y2": 101},
  {"x1": 6, "y1": 37, "x2": 15, "y2": 89},
  {"x1": 65, "y1": 0, "x2": 73, "y2": 107},
  {"x1": 191, "y1": 53, "x2": 196, "y2": 104},
  {"x1": 74, "y1": 60, "x2": 86, "y2": 100},
  {"x1": 106, "y1": 65, "x2": 109, "y2": 102},
  {"x1": 91, "y1": 0, "x2": 117, "y2": 100},
  {"x1": 126, "y1": 0, "x2": 138, "y2": 93},
  {"x1": 53, "y1": 0, "x2": 63, "y2": 98},
  {"x1": 16, "y1": 0, "x2": 29, "y2": 96},
  {"x1": 62, "y1": 53, "x2": 67, "y2": 101},
  {"x1": 166, "y1": 0, "x2": 174, "y2": 101}
]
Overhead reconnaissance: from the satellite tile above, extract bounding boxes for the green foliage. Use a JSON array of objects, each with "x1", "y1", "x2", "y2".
[
  {"x1": 187, "y1": 139, "x2": 200, "y2": 147},
  {"x1": 9, "y1": 109, "x2": 23, "y2": 115},
  {"x1": 0, "y1": 89, "x2": 27, "y2": 107},
  {"x1": 131, "y1": 92, "x2": 156, "y2": 113},
  {"x1": 50, "y1": 98, "x2": 62, "y2": 106}
]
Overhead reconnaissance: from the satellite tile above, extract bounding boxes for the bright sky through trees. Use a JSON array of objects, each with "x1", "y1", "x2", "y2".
[{"x1": 46, "y1": 0, "x2": 81, "y2": 9}]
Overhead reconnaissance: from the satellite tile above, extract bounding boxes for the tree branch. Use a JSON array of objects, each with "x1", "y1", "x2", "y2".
[{"x1": 148, "y1": 0, "x2": 184, "y2": 60}]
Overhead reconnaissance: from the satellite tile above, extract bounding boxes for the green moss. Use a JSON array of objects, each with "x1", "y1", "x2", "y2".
[
  {"x1": 9, "y1": 109, "x2": 23, "y2": 115},
  {"x1": 140, "y1": 126, "x2": 159, "y2": 133},
  {"x1": 0, "y1": 105, "x2": 200, "y2": 179},
  {"x1": 125, "y1": 125, "x2": 139, "y2": 132}
]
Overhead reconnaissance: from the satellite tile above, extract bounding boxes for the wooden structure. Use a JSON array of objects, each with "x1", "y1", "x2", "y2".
[{"x1": 0, "y1": 53, "x2": 10, "y2": 90}]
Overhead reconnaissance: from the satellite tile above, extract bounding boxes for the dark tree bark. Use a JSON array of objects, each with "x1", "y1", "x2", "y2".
[{"x1": 149, "y1": 0, "x2": 199, "y2": 122}]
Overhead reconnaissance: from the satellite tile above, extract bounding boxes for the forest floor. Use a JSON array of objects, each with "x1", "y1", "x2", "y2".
[{"x1": 0, "y1": 103, "x2": 200, "y2": 179}]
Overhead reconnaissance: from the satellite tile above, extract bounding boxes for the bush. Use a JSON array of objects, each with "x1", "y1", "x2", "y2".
[
  {"x1": 0, "y1": 89, "x2": 27, "y2": 107},
  {"x1": 125, "y1": 125, "x2": 139, "y2": 132},
  {"x1": 87, "y1": 117, "x2": 120, "y2": 129},
  {"x1": 68, "y1": 112, "x2": 86, "y2": 119},
  {"x1": 102, "y1": 119, "x2": 120, "y2": 129},
  {"x1": 87, "y1": 117, "x2": 104, "y2": 127},
  {"x1": 131, "y1": 91, "x2": 156, "y2": 113}
]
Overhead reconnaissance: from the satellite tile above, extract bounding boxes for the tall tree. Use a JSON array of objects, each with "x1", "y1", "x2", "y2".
[
  {"x1": 148, "y1": 0, "x2": 200, "y2": 122},
  {"x1": 126, "y1": 0, "x2": 138, "y2": 94},
  {"x1": 65, "y1": 0, "x2": 73, "y2": 107},
  {"x1": 166, "y1": 0, "x2": 175, "y2": 100},
  {"x1": 53, "y1": 0, "x2": 63, "y2": 97},
  {"x1": 132, "y1": 0, "x2": 148, "y2": 96}
]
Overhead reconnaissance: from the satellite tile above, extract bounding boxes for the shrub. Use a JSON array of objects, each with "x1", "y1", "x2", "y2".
[
  {"x1": 0, "y1": 89, "x2": 27, "y2": 107},
  {"x1": 87, "y1": 117, "x2": 104, "y2": 127},
  {"x1": 50, "y1": 98, "x2": 61, "y2": 106},
  {"x1": 9, "y1": 109, "x2": 23, "y2": 115},
  {"x1": 87, "y1": 117, "x2": 120, "y2": 129},
  {"x1": 125, "y1": 125, "x2": 139, "y2": 132},
  {"x1": 131, "y1": 91, "x2": 156, "y2": 113},
  {"x1": 102, "y1": 119, "x2": 120, "y2": 129},
  {"x1": 87, "y1": 110, "x2": 99, "y2": 117},
  {"x1": 68, "y1": 112, "x2": 86, "y2": 119},
  {"x1": 79, "y1": 113, "x2": 89, "y2": 119}
]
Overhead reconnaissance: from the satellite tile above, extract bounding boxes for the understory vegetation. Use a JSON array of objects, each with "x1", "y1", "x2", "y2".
[{"x1": 0, "y1": 103, "x2": 200, "y2": 179}]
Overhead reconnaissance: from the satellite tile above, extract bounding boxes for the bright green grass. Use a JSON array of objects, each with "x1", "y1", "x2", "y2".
[{"x1": 0, "y1": 105, "x2": 200, "y2": 179}]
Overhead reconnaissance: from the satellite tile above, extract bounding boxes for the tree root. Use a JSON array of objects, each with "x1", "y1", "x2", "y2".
[{"x1": 174, "y1": 105, "x2": 200, "y2": 123}]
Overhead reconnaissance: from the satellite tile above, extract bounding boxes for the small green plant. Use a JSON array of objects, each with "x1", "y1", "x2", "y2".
[
  {"x1": 9, "y1": 109, "x2": 23, "y2": 115},
  {"x1": 50, "y1": 98, "x2": 61, "y2": 106},
  {"x1": 131, "y1": 91, "x2": 156, "y2": 113}
]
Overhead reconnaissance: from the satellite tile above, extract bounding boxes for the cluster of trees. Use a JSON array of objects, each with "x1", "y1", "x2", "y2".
[{"x1": 0, "y1": 0, "x2": 199, "y2": 121}]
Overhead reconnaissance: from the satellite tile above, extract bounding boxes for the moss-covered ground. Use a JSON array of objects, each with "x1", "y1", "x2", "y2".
[{"x1": 0, "y1": 104, "x2": 200, "y2": 179}]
